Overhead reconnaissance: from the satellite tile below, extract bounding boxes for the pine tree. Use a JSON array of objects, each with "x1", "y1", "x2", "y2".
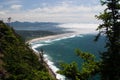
[
  {"x1": 58, "y1": 0, "x2": 120, "y2": 80},
  {"x1": 96, "y1": 0, "x2": 120, "y2": 79},
  {"x1": 7, "y1": 17, "x2": 11, "y2": 26}
]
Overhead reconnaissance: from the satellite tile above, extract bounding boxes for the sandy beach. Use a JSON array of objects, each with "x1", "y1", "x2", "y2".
[
  {"x1": 27, "y1": 32, "x2": 77, "y2": 44},
  {"x1": 26, "y1": 30, "x2": 97, "y2": 80},
  {"x1": 26, "y1": 33, "x2": 77, "y2": 80},
  {"x1": 26, "y1": 32, "x2": 81, "y2": 80}
]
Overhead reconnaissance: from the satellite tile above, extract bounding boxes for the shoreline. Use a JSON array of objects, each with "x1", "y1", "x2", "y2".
[
  {"x1": 28, "y1": 46, "x2": 57, "y2": 80},
  {"x1": 26, "y1": 32, "x2": 81, "y2": 80},
  {"x1": 26, "y1": 32, "x2": 79, "y2": 44},
  {"x1": 26, "y1": 33, "x2": 74, "y2": 80}
]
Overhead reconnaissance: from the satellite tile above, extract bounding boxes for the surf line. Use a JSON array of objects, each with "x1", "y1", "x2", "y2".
[
  {"x1": 26, "y1": 33, "x2": 82, "y2": 80},
  {"x1": 26, "y1": 43, "x2": 57, "y2": 79},
  {"x1": 39, "y1": 48, "x2": 57, "y2": 79}
]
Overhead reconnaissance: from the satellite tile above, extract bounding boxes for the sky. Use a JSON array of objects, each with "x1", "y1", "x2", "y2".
[{"x1": 0, "y1": 0, "x2": 105, "y2": 23}]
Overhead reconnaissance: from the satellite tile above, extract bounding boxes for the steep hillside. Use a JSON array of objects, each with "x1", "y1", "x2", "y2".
[{"x1": 0, "y1": 21, "x2": 54, "y2": 80}]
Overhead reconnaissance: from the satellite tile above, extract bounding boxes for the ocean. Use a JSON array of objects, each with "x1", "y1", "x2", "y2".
[
  {"x1": 12, "y1": 22, "x2": 106, "y2": 80},
  {"x1": 31, "y1": 34, "x2": 105, "y2": 80}
]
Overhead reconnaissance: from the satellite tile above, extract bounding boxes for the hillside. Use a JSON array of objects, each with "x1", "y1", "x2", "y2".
[
  {"x1": 10, "y1": 21, "x2": 62, "y2": 33},
  {"x1": 16, "y1": 30, "x2": 56, "y2": 41},
  {"x1": 0, "y1": 21, "x2": 54, "y2": 80}
]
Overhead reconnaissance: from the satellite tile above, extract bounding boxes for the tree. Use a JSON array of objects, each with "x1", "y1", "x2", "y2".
[
  {"x1": 57, "y1": 49, "x2": 101, "y2": 80},
  {"x1": 96, "y1": 0, "x2": 120, "y2": 80},
  {"x1": 0, "y1": 21, "x2": 54, "y2": 80},
  {"x1": 39, "y1": 48, "x2": 44, "y2": 63},
  {"x1": 7, "y1": 17, "x2": 11, "y2": 26},
  {"x1": 58, "y1": 0, "x2": 120, "y2": 80}
]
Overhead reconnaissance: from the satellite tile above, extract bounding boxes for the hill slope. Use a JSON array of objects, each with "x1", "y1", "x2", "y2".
[
  {"x1": 0, "y1": 21, "x2": 54, "y2": 80},
  {"x1": 16, "y1": 30, "x2": 56, "y2": 41}
]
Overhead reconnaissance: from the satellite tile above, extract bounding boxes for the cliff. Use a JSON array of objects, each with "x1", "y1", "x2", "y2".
[{"x1": 0, "y1": 21, "x2": 54, "y2": 80}]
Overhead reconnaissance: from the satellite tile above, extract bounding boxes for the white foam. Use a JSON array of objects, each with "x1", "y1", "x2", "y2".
[
  {"x1": 43, "y1": 54, "x2": 65, "y2": 80},
  {"x1": 29, "y1": 23, "x2": 99, "y2": 80},
  {"x1": 32, "y1": 48, "x2": 38, "y2": 53},
  {"x1": 31, "y1": 44, "x2": 65, "y2": 80},
  {"x1": 31, "y1": 34, "x2": 82, "y2": 48},
  {"x1": 30, "y1": 30, "x2": 93, "y2": 80},
  {"x1": 44, "y1": 40, "x2": 52, "y2": 43},
  {"x1": 47, "y1": 34, "x2": 83, "y2": 43},
  {"x1": 32, "y1": 44, "x2": 45, "y2": 49}
]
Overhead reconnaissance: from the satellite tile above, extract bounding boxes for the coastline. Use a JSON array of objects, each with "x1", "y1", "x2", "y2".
[
  {"x1": 28, "y1": 44, "x2": 57, "y2": 80},
  {"x1": 26, "y1": 32, "x2": 79, "y2": 44},
  {"x1": 26, "y1": 32, "x2": 82, "y2": 80},
  {"x1": 26, "y1": 33, "x2": 74, "y2": 80}
]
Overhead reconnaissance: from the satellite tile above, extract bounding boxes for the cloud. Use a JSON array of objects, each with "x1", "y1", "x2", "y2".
[
  {"x1": 0, "y1": 11, "x2": 6, "y2": 15},
  {"x1": 10, "y1": 4, "x2": 22, "y2": 10},
  {"x1": 57, "y1": 23, "x2": 98, "y2": 34},
  {"x1": 25, "y1": 2, "x2": 105, "y2": 23},
  {"x1": 1, "y1": 1, "x2": 105, "y2": 23},
  {"x1": 0, "y1": 10, "x2": 9, "y2": 15}
]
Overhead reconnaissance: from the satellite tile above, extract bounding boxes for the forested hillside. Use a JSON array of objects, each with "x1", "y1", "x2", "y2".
[
  {"x1": 0, "y1": 21, "x2": 54, "y2": 80},
  {"x1": 16, "y1": 30, "x2": 55, "y2": 41}
]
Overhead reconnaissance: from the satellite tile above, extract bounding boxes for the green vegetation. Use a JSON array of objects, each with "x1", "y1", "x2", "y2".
[
  {"x1": 16, "y1": 30, "x2": 56, "y2": 41},
  {"x1": 57, "y1": 49, "x2": 100, "y2": 80},
  {"x1": 58, "y1": 0, "x2": 120, "y2": 80},
  {"x1": 0, "y1": 21, "x2": 54, "y2": 80},
  {"x1": 95, "y1": 0, "x2": 120, "y2": 79}
]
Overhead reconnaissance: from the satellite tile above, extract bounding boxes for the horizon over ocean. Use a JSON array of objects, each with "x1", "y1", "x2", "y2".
[{"x1": 13, "y1": 22, "x2": 106, "y2": 80}]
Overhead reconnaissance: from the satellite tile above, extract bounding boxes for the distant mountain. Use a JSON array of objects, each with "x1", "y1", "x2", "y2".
[
  {"x1": 10, "y1": 21, "x2": 63, "y2": 32},
  {"x1": 9, "y1": 21, "x2": 66, "y2": 41},
  {"x1": 11, "y1": 21, "x2": 59, "y2": 28}
]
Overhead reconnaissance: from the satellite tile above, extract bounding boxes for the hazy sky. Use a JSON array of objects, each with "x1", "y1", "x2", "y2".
[{"x1": 0, "y1": 0, "x2": 105, "y2": 23}]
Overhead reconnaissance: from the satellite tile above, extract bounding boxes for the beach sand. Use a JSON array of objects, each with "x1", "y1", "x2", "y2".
[
  {"x1": 27, "y1": 33, "x2": 77, "y2": 43},
  {"x1": 26, "y1": 32, "x2": 82, "y2": 80},
  {"x1": 26, "y1": 33, "x2": 78, "y2": 80}
]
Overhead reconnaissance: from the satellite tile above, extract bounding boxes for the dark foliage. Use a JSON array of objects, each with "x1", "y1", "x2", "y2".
[
  {"x1": 96, "y1": 0, "x2": 120, "y2": 80},
  {"x1": 0, "y1": 21, "x2": 54, "y2": 80},
  {"x1": 57, "y1": 49, "x2": 101, "y2": 80}
]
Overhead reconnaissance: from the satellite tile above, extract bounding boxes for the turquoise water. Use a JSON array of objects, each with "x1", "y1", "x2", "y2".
[
  {"x1": 35, "y1": 34, "x2": 106, "y2": 70},
  {"x1": 12, "y1": 22, "x2": 105, "y2": 79}
]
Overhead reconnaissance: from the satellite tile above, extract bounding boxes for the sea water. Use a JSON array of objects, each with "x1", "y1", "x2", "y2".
[
  {"x1": 31, "y1": 34, "x2": 106, "y2": 80},
  {"x1": 13, "y1": 22, "x2": 106, "y2": 80}
]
